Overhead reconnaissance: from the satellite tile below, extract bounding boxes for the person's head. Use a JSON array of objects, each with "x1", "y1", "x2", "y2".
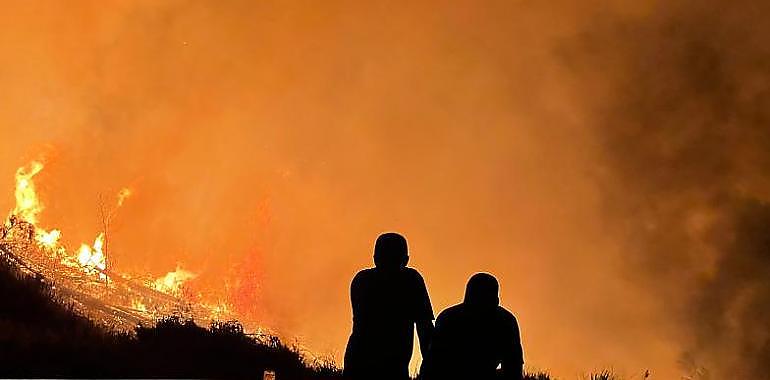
[
  {"x1": 463, "y1": 272, "x2": 500, "y2": 307},
  {"x1": 373, "y1": 232, "x2": 409, "y2": 270}
]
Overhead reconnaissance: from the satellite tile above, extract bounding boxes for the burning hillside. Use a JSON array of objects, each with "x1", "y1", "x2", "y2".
[{"x1": 0, "y1": 160, "x2": 237, "y2": 331}]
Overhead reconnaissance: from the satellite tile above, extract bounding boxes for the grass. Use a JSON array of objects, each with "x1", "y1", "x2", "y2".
[
  {"x1": 525, "y1": 371, "x2": 555, "y2": 379},
  {"x1": 589, "y1": 371, "x2": 617, "y2": 380}
]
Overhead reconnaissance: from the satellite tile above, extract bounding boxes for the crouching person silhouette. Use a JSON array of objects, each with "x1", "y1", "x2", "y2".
[
  {"x1": 344, "y1": 232, "x2": 435, "y2": 380},
  {"x1": 421, "y1": 273, "x2": 524, "y2": 380}
]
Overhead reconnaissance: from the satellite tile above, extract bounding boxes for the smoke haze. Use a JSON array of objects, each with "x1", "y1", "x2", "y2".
[
  {"x1": 1, "y1": 1, "x2": 767, "y2": 377},
  {"x1": 570, "y1": 0, "x2": 770, "y2": 377}
]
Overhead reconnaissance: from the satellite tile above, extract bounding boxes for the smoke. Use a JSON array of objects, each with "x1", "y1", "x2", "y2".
[
  {"x1": 566, "y1": 0, "x2": 770, "y2": 377},
  {"x1": 0, "y1": 0, "x2": 768, "y2": 378}
]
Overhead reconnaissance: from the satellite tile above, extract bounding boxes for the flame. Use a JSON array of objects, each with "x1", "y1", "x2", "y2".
[
  {"x1": 6, "y1": 161, "x2": 120, "y2": 279},
  {"x1": 77, "y1": 233, "x2": 107, "y2": 278},
  {"x1": 35, "y1": 229, "x2": 61, "y2": 248},
  {"x1": 131, "y1": 298, "x2": 148, "y2": 313},
  {"x1": 206, "y1": 301, "x2": 233, "y2": 320},
  {"x1": 8, "y1": 161, "x2": 63, "y2": 251},
  {"x1": 4, "y1": 159, "x2": 246, "y2": 328},
  {"x1": 154, "y1": 266, "x2": 197, "y2": 296},
  {"x1": 12, "y1": 161, "x2": 44, "y2": 224}
]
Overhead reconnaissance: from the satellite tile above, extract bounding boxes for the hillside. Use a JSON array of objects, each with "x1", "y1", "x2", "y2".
[
  {"x1": 0, "y1": 253, "x2": 340, "y2": 379},
  {"x1": 0, "y1": 250, "x2": 624, "y2": 380}
]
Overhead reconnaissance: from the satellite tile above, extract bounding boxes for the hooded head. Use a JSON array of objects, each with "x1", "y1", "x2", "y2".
[
  {"x1": 463, "y1": 272, "x2": 500, "y2": 308},
  {"x1": 373, "y1": 232, "x2": 409, "y2": 270}
]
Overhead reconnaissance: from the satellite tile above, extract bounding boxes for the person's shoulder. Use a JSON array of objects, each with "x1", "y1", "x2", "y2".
[
  {"x1": 496, "y1": 306, "x2": 515, "y2": 318},
  {"x1": 403, "y1": 267, "x2": 426, "y2": 281},
  {"x1": 437, "y1": 303, "x2": 464, "y2": 321},
  {"x1": 352, "y1": 268, "x2": 376, "y2": 283},
  {"x1": 495, "y1": 306, "x2": 519, "y2": 325}
]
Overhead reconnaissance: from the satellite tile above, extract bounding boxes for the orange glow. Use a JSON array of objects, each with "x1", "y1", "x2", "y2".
[
  {"x1": 3, "y1": 160, "x2": 239, "y2": 324},
  {"x1": 77, "y1": 233, "x2": 106, "y2": 276},
  {"x1": 12, "y1": 161, "x2": 44, "y2": 224},
  {"x1": 35, "y1": 228, "x2": 61, "y2": 248},
  {"x1": 3, "y1": 1, "x2": 764, "y2": 377},
  {"x1": 9, "y1": 161, "x2": 113, "y2": 279},
  {"x1": 153, "y1": 266, "x2": 197, "y2": 296},
  {"x1": 117, "y1": 188, "x2": 132, "y2": 207},
  {"x1": 132, "y1": 298, "x2": 149, "y2": 313}
]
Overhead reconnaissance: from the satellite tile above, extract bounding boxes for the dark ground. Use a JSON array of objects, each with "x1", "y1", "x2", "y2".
[
  {"x1": 0, "y1": 254, "x2": 611, "y2": 379},
  {"x1": 0, "y1": 255, "x2": 340, "y2": 379}
]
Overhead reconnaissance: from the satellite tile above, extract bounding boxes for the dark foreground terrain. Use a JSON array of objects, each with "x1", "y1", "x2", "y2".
[
  {"x1": 0, "y1": 254, "x2": 340, "y2": 379},
  {"x1": 0, "y1": 254, "x2": 619, "y2": 379}
]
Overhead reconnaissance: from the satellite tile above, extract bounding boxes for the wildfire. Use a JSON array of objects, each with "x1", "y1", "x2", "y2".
[
  {"x1": 10, "y1": 161, "x2": 62, "y2": 250},
  {"x1": 77, "y1": 233, "x2": 107, "y2": 278},
  {"x1": 35, "y1": 228, "x2": 61, "y2": 248},
  {"x1": 131, "y1": 298, "x2": 149, "y2": 313},
  {"x1": 12, "y1": 161, "x2": 44, "y2": 224},
  {"x1": 3, "y1": 160, "x2": 116, "y2": 279},
  {"x1": 154, "y1": 266, "x2": 198, "y2": 296},
  {"x1": 205, "y1": 301, "x2": 233, "y2": 320},
  {"x1": 5, "y1": 160, "x2": 200, "y2": 294},
  {"x1": 1, "y1": 159, "x2": 239, "y2": 327}
]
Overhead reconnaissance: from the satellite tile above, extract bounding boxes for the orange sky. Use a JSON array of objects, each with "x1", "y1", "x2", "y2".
[{"x1": 4, "y1": 1, "x2": 766, "y2": 377}]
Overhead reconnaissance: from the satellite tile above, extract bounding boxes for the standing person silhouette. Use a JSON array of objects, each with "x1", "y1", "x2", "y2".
[
  {"x1": 344, "y1": 232, "x2": 435, "y2": 380},
  {"x1": 421, "y1": 273, "x2": 524, "y2": 380}
]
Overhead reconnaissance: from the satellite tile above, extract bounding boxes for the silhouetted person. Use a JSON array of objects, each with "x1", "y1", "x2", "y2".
[
  {"x1": 344, "y1": 232, "x2": 434, "y2": 380},
  {"x1": 421, "y1": 273, "x2": 523, "y2": 380}
]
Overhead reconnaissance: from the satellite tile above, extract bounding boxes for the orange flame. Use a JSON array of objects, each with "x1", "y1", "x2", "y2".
[
  {"x1": 77, "y1": 233, "x2": 107, "y2": 278},
  {"x1": 6, "y1": 160, "x2": 112, "y2": 279},
  {"x1": 12, "y1": 161, "x2": 44, "y2": 224},
  {"x1": 35, "y1": 228, "x2": 61, "y2": 248},
  {"x1": 154, "y1": 266, "x2": 197, "y2": 296},
  {"x1": 8, "y1": 161, "x2": 63, "y2": 251},
  {"x1": 4, "y1": 160, "x2": 241, "y2": 325}
]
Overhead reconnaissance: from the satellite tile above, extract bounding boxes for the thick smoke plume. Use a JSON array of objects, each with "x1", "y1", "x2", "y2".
[{"x1": 569, "y1": 0, "x2": 770, "y2": 377}]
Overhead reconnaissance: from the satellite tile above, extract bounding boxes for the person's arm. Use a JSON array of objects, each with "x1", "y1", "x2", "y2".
[
  {"x1": 416, "y1": 318, "x2": 434, "y2": 356},
  {"x1": 349, "y1": 272, "x2": 367, "y2": 327},
  {"x1": 413, "y1": 271, "x2": 435, "y2": 357},
  {"x1": 418, "y1": 314, "x2": 443, "y2": 380},
  {"x1": 500, "y1": 314, "x2": 524, "y2": 380},
  {"x1": 344, "y1": 272, "x2": 365, "y2": 377}
]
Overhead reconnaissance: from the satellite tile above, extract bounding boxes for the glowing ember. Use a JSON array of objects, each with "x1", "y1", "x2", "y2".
[
  {"x1": 131, "y1": 298, "x2": 149, "y2": 313},
  {"x1": 206, "y1": 301, "x2": 232, "y2": 320}
]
